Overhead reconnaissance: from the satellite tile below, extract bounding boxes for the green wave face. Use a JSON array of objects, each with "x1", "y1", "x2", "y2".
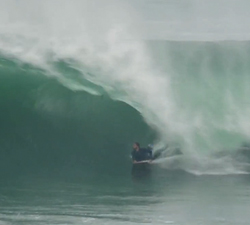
[
  {"x1": 0, "y1": 58, "x2": 155, "y2": 178},
  {"x1": 1, "y1": 39, "x2": 250, "y2": 177}
]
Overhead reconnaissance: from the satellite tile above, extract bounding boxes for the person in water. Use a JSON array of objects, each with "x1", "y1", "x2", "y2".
[{"x1": 131, "y1": 142, "x2": 153, "y2": 163}]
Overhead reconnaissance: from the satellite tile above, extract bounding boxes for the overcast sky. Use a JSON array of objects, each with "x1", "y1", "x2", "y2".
[{"x1": 128, "y1": 0, "x2": 250, "y2": 40}]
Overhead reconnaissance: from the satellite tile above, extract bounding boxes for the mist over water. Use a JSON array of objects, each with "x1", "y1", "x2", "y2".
[{"x1": 1, "y1": 0, "x2": 250, "y2": 175}]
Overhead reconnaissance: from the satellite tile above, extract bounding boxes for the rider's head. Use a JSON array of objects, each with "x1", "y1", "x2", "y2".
[{"x1": 133, "y1": 142, "x2": 140, "y2": 151}]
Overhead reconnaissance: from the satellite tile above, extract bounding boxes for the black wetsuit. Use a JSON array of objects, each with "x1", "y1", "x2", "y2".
[{"x1": 131, "y1": 148, "x2": 153, "y2": 162}]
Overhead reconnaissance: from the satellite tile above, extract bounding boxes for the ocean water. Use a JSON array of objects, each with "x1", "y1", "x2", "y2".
[
  {"x1": 1, "y1": 0, "x2": 250, "y2": 224},
  {"x1": 1, "y1": 174, "x2": 250, "y2": 225}
]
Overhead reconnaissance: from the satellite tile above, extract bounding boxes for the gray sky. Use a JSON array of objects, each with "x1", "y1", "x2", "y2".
[
  {"x1": 128, "y1": 0, "x2": 250, "y2": 40},
  {"x1": 1, "y1": 0, "x2": 250, "y2": 41}
]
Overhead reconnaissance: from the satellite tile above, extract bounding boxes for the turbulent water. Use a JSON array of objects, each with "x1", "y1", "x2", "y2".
[{"x1": 1, "y1": 0, "x2": 250, "y2": 224}]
